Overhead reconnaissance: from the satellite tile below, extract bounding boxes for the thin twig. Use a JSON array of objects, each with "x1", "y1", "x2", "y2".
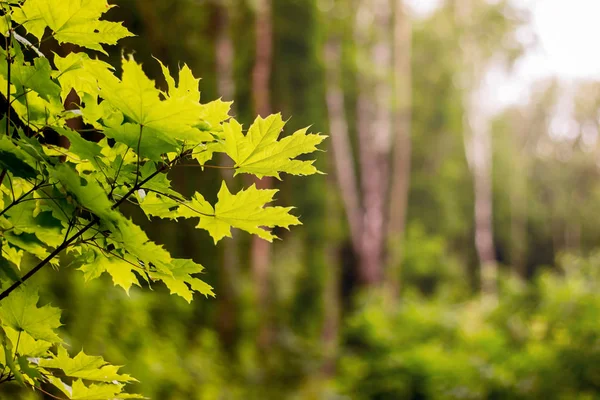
[
  {"x1": 175, "y1": 163, "x2": 235, "y2": 170},
  {"x1": 81, "y1": 240, "x2": 145, "y2": 271},
  {"x1": 109, "y1": 147, "x2": 129, "y2": 199},
  {"x1": 34, "y1": 385, "x2": 67, "y2": 400},
  {"x1": 143, "y1": 188, "x2": 213, "y2": 217},
  {"x1": 134, "y1": 124, "x2": 143, "y2": 188}
]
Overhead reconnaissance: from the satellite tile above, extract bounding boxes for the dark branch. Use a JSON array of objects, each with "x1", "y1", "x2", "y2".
[
  {"x1": 0, "y1": 216, "x2": 98, "y2": 301},
  {"x1": 0, "y1": 150, "x2": 192, "y2": 301}
]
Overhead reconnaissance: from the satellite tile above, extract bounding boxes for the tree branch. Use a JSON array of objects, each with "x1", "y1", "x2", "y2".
[
  {"x1": 0, "y1": 150, "x2": 191, "y2": 302},
  {"x1": 0, "y1": 216, "x2": 98, "y2": 301}
]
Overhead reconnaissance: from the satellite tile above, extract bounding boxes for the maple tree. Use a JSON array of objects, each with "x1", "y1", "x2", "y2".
[{"x1": 0, "y1": 0, "x2": 324, "y2": 398}]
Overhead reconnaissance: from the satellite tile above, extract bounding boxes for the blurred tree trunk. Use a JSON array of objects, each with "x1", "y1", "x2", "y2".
[
  {"x1": 215, "y1": 2, "x2": 239, "y2": 349},
  {"x1": 354, "y1": 0, "x2": 393, "y2": 286},
  {"x1": 386, "y1": 0, "x2": 412, "y2": 296},
  {"x1": 510, "y1": 109, "x2": 530, "y2": 279},
  {"x1": 321, "y1": 174, "x2": 341, "y2": 376},
  {"x1": 251, "y1": 0, "x2": 273, "y2": 347},
  {"x1": 322, "y1": 35, "x2": 355, "y2": 376},
  {"x1": 457, "y1": 0, "x2": 498, "y2": 302},
  {"x1": 324, "y1": 40, "x2": 362, "y2": 255}
]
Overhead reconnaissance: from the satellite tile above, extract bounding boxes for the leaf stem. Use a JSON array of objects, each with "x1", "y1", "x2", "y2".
[
  {"x1": 143, "y1": 188, "x2": 214, "y2": 217},
  {"x1": 112, "y1": 151, "x2": 187, "y2": 210},
  {"x1": 109, "y1": 147, "x2": 130, "y2": 199},
  {"x1": 134, "y1": 124, "x2": 143, "y2": 188}
]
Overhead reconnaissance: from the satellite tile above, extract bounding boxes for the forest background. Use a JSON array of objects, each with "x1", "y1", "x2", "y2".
[{"x1": 4, "y1": 0, "x2": 600, "y2": 398}]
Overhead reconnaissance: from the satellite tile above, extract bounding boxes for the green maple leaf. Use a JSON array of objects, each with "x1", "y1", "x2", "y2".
[
  {"x1": 50, "y1": 163, "x2": 120, "y2": 226},
  {"x1": 39, "y1": 346, "x2": 135, "y2": 383},
  {"x1": 53, "y1": 53, "x2": 114, "y2": 102},
  {"x1": 50, "y1": 377, "x2": 143, "y2": 400},
  {"x1": 3, "y1": 326, "x2": 52, "y2": 357},
  {"x1": 179, "y1": 181, "x2": 301, "y2": 243},
  {"x1": 79, "y1": 249, "x2": 141, "y2": 294},
  {"x1": 156, "y1": 58, "x2": 200, "y2": 103},
  {"x1": 2, "y1": 231, "x2": 51, "y2": 261},
  {"x1": 95, "y1": 56, "x2": 213, "y2": 158},
  {"x1": 55, "y1": 127, "x2": 103, "y2": 164},
  {"x1": 111, "y1": 218, "x2": 173, "y2": 275},
  {"x1": 5, "y1": 199, "x2": 65, "y2": 248},
  {"x1": 138, "y1": 191, "x2": 179, "y2": 220},
  {"x1": 0, "y1": 240, "x2": 23, "y2": 269},
  {"x1": 13, "y1": 0, "x2": 133, "y2": 54},
  {"x1": 103, "y1": 123, "x2": 178, "y2": 162},
  {"x1": 222, "y1": 115, "x2": 326, "y2": 178},
  {"x1": 149, "y1": 258, "x2": 214, "y2": 303},
  {"x1": 0, "y1": 136, "x2": 39, "y2": 179},
  {"x1": 12, "y1": 57, "x2": 61, "y2": 101},
  {"x1": 0, "y1": 285, "x2": 62, "y2": 343}
]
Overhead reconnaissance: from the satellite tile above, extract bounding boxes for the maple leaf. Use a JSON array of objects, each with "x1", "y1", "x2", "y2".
[
  {"x1": 0, "y1": 285, "x2": 62, "y2": 343},
  {"x1": 13, "y1": 0, "x2": 133, "y2": 54},
  {"x1": 50, "y1": 163, "x2": 121, "y2": 226},
  {"x1": 138, "y1": 191, "x2": 180, "y2": 220},
  {"x1": 179, "y1": 181, "x2": 301, "y2": 243},
  {"x1": 222, "y1": 115, "x2": 326, "y2": 178},
  {"x1": 0, "y1": 135, "x2": 39, "y2": 179},
  {"x1": 12, "y1": 57, "x2": 61, "y2": 101},
  {"x1": 79, "y1": 249, "x2": 141, "y2": 294},
  {"x1": 149, "y1": 259, "x2": 214, "y2": 303},
  {"x1": 5, "y1": 199, "x2": 65, "y2": 248},
  {"x1": 50, "y1": 377, "x2": 143, "y2": 400},
  {"x1": 39, "y1": 346, "x2": 136, "y2": 383},
  {"x1": 111, "y1": 218, "x2": 173, "y2": 274},
  {"x1": 55, "y1": 127, "x2": 103, "y2": 164},
  {"x1": 3, "y1": 326, "x2": 52, "y2": 357},
  {"x1": 53, "y1": 53, "x2": 114, "y2": 102},
  {"x1": 95, "y1": 56, "x2": 213, "y2": 159}
]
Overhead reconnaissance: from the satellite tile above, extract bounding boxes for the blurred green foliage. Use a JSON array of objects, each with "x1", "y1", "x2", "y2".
[{"x1": 339, "y1": 253, "x2": 600, "y2": 400}]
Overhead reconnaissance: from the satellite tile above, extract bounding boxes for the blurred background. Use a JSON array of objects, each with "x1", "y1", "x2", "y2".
[{"x1": 8, "y1": 0, "x2": 600, "y2": 398}]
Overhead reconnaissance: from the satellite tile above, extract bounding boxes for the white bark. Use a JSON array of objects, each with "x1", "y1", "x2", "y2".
[
  {"x1": 386, "y1": 0, "x2": 412, "y2": 295},
  {"x1": 457, "y1": 0, "x2": 498, "y2": 302},
  {"x1": 324, "y1": 40, "x2": 362, "y2": 252}
]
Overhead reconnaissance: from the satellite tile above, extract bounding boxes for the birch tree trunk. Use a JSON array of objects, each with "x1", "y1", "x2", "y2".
[
  {"x1": 510, "y1": 110, "x2": 530, "y2": 279},
  {"x1": 471, "y1": 104, "x2": 497, "y2": 300},
  {"x1": 251, "y1": 0, "x2": 273, "y2": 347},
  {"x1": 386, "y1": 0, "x2": 412, "y2": 296},
  {"x1": 354, "y1": 0, "x2": 393, "y2": 286},
  {"x1": 321, "y1": 31, "x2": 360, "y2": 376},
  {"x1": 324, "y1": 40, "x2": 362, "y2": 253},
  {"x1": 457, "y1": 0, "x2": 498, "y2": 302}
]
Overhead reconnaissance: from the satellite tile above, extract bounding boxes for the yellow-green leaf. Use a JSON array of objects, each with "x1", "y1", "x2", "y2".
[
  {"x1": 180, "y1": 181, "x2": 301, "y2": 243},
  {"x1": 222, "y1": 115, "x2": 326, "y2": 178},
  {"x1": 13, "y1": 0, "x2": 133, "y2": 54}
]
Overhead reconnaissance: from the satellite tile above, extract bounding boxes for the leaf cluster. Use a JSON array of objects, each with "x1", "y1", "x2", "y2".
[{"x1": 0, "y1": 0, "x2": 324, "y2": 398}]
